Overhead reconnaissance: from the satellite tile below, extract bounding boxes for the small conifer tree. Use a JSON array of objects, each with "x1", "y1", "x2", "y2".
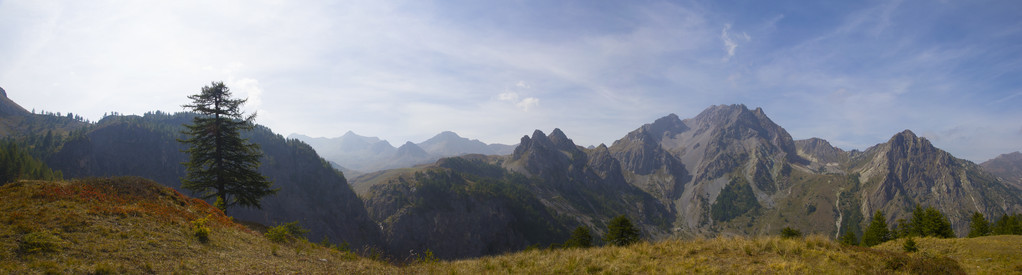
[
  {"x1": 862, "y1": 211, "x2": 892, "y2": 247},
  {"x1": 839, "y1": 231, "x2": 858, "y2": 246},
  {"x1": 903, "y1": 237, "x2": 918, "y2": 252},
  {"x1": 968, "y1": 212, "x2": 991, "y2": 238},
  {"x1": 564, "y1": 226, "x2": 593, "y2": 248},
  {"x1": 603, "y1": 215, "x2": 640, "y2": 246}
]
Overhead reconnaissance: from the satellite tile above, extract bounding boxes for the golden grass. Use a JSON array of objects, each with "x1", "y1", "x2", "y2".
[
  {"x1": 874, "y1": 236, "x2": 1022, "y2": 274},
  {"x1": 414, "y1": 235, "x2": 963, "y2": 274}
]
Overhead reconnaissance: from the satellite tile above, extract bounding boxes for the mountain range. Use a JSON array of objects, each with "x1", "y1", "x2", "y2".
[
  {"x1": 355, "y1": 104, "x2": 1022, "y2": 259},
  {"x1": 289, "y1": 131, "x2": 515, "y2": 175},
  {"x1": 2, "y1": 86, "x2": 1021, "y2": 260}
]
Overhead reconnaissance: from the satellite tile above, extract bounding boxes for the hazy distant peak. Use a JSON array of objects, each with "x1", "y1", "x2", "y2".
[
  {"x1": 436, "y1": 131, "x2": 461, "y2": 138},
  {"x1": 341, "y1": 130, "x2": 360, "y2": 138},
  {"x1": 395, "y1": 141, "x2": 428, "y2": 157},
  {"x1": 0, "y1": 86, "x2": 6, "y2": 98}
]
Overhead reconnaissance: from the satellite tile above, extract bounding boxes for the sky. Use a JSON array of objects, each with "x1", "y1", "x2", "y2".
[{"x1": 1, "y1": 0, "x2": 1020, "y2": 162}]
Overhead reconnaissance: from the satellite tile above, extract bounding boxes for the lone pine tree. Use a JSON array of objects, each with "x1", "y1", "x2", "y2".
[
  {"x1": 604, "y1": 215, "x2": 640, "y2": 246},
  {"x1": 179, "y1": 81, "x2": 277, "y2": 211}
]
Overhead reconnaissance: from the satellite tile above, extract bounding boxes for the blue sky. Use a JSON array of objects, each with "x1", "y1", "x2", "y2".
[{"x1": 1, "y1": 0, "x2": 1020, "y2": 162}]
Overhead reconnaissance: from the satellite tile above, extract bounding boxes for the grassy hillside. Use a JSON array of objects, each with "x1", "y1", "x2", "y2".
[
  {"x1": 0, "y1": 177, "x2": 394, "y2": 273},
  {"x1": 874, "y1": 236, "x2": 1022, "y2": 274},
  {"x1": 432, "y1": 236, "x2": 963, "y2": 274},
  {"x1": 4, "y1": 176, "x2": 1017, "y2": 274}
]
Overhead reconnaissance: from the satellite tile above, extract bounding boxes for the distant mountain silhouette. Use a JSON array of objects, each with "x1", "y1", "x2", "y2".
[{"x1": 289, "y1": 131, "x2": 515, "y2": 174}]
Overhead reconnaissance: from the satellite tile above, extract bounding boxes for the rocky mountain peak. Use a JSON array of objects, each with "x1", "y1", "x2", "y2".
[
  {"x1": 530, "y1": 130, "x2": 550, "y2": 144},
  {"x1": 645, "y1": 113, "x2": 688, "y2": 142},
  {"x1": 691, "y1": 104, "x2": 752, "y2": 125},
  {"x1": 884, "y1": 129, "x2": 938, "y2": 157},
  {"x1": 0, "y1": 86, "x2": 6, "y2": 98},
  {"x1": 548, "y1": 128, "x2": 577, "y2": 150}
]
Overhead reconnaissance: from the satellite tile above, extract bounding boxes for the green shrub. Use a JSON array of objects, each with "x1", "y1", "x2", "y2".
[
  {"x1": 19, "y1": 231, "x2": 61, "y2": 254},
  {"x1": 903, "y1": 238, "x2": 918, "y2": 253},
  {"x1": 780, "y1": 227, "x2": 802, "y2": 239},
  {"x1": 191, "y1": 215, "x2": 211, "y2": 243},
  {"x1": 839, "y1": 231, "x2": 858, "y2": 246},
  {"x1": 266, "y1": 221, "x2": 308, "y2": 243},
  {"x1": 418, "y1": 249, "x2": 439, "y2": 264}
]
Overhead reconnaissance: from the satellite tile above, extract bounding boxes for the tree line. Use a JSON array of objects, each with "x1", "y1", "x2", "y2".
[
  {"x1": 0, "y1": 140, "x2": 62, "y2": 184},
  {"x1": 837, "y1": 205, "x2": 1022, "y2": 247}
]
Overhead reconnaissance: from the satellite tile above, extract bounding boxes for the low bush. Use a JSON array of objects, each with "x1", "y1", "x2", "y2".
[
  {"x1": 780, "y1": 227, "x2": 802, "y2": 239},
  {"x1": 903, "y1": 238, "x2": 918, "y2": 252},
  {"x1": 266, "y1": 221, "x2": 308, "y2": 243},
  {"x1": 191, "y1": 215, "x2": 211, "y2": 243},
  {"x1": 18, "y1": 231, "x2": 62, "y2": 254}
]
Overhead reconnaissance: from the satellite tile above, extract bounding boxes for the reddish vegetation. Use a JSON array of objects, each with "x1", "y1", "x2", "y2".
[{"x1": 30, "y1": 177, "x2": 244, "y2": 231}]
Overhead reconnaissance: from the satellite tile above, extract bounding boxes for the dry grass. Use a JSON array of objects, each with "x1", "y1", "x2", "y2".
[
  {"x1": 0, "y1": 178, "x2": 396, "y2": 274},
  {"x1": 415, "y1": 235, "x2": 963, "y2": 274},
  {"x1": 874, "y1": 235, "x2": 1022, "y2": 274}
]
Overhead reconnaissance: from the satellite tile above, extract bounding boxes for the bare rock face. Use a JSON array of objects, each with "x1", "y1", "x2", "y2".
[
  {"x1": 795, "y1": 138, "x2": 849, "y2": 172},
  {"x1": 981, "y1": 151, "x2": 1022, "y2": 190},
  {"x1": 610, "y1": 104, "x2": 802, "y2": 230},
  {"x1": 854, "y1": 130, "x2": 1022, "y2": 236}
]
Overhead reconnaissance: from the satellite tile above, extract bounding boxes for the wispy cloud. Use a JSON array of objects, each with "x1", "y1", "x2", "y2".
[{"x1": 720, "y1": 24, "x2": 750, "y2": 62}]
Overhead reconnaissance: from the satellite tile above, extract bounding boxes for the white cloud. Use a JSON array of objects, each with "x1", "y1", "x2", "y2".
[
  {"x1": 720, "y1": 24, "x2": 750, "y2": 62},
  {"x1": 498, "y1": 92, "x2": 540, "y2": 111}
]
